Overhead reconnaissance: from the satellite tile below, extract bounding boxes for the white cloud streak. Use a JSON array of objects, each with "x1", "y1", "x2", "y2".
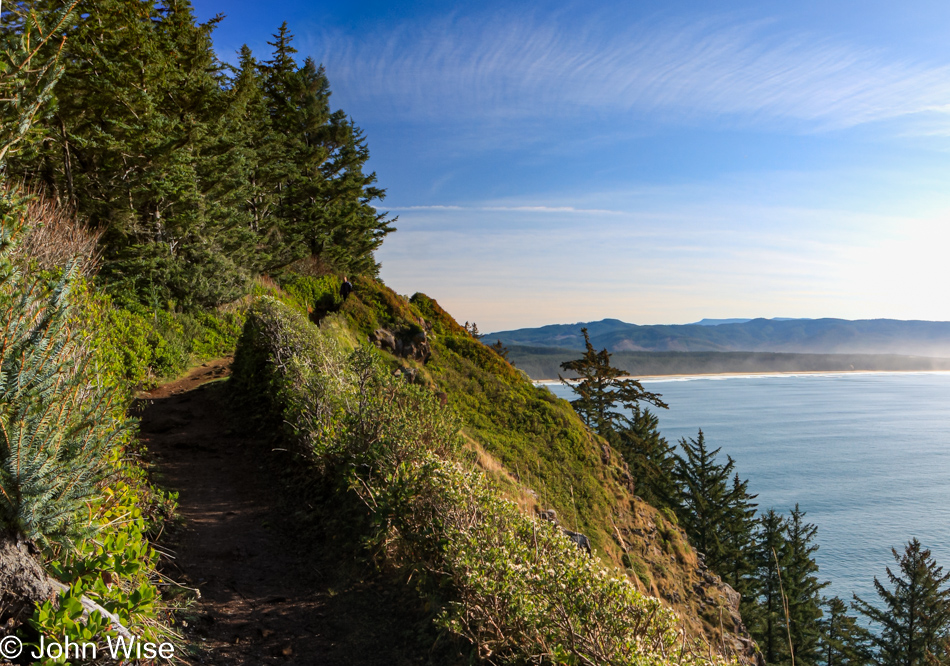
[
  {"x1": 388, "y1": 205, "x2": 625, "y2": 215},
  {"x1": 312, "y1": 11, "x2": 950, "y2": 132},
  {"x1": 374, "y1": 194, "x2": 944, "y2": 330}
]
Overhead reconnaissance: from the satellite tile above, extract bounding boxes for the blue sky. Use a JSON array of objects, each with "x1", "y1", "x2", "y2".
[{"x1": 193, "y1": 0, "x2": 950, "y2": 331}]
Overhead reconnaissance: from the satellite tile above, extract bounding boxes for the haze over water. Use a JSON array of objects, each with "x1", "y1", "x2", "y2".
[{"x1": 549, "y1": 372, "x2": 950, "y2": 606}]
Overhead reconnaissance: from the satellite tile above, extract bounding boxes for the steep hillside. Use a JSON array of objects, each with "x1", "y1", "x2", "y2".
[
  {"x1": 491, "y1": 317, "x2": 950, "y2": 357},
  {"x1": 266, "y1": 277, "x2": 758, "y2": 661}
]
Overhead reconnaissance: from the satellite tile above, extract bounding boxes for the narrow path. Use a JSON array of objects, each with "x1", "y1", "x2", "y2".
[{"x1": 138, "y1": 361, "x2": 441, "y2": 665}]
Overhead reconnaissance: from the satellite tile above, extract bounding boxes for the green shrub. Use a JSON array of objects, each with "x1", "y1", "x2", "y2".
[
  {"x1": 409, "y1": 292, "x2": 467, "y2": 336},
  {"x1": 279, "y1": 274, "x2": 342, "y2": 312}
]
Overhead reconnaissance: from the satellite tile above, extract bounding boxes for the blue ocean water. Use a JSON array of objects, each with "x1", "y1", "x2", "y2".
[{"x1": 546, "y1": 372, "x2": 950, "y2": 606}]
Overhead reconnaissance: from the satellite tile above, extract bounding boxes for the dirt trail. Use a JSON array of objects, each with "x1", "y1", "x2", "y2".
[{"x1": 139, "y1": 360, "x2": 439, "y2": 665}]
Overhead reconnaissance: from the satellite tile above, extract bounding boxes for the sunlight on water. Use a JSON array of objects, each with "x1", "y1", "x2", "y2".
[{"x1": 547, "y1": 373, "x2": 950, "y2": 605}]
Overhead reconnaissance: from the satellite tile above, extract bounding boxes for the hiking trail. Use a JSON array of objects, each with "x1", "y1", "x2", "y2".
[{"x1": 138, "y1": 360, "x2": 437, "y2": 665}]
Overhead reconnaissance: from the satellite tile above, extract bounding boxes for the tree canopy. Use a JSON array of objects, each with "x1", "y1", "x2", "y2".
[{"x1": 3, "y1": 2, "x2": 394, "y2": 307}]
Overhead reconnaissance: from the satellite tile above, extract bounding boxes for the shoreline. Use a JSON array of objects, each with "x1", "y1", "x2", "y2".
[{"x1": 534, "y1": 368, "x2": 950, "y2": 384}]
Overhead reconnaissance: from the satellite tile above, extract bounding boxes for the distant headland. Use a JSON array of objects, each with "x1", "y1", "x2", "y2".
[{"x1": 487, "y1": 318, "x2": 950, "y2": 379}]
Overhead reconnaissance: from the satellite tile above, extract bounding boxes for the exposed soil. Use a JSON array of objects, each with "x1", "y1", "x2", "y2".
[{"x1": 139, "y1": 360, "x2": 453, "y2": 665}]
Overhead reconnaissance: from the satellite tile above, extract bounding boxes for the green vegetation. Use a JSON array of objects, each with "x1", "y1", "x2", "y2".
[
  {"x1": 8, "y1": 4, "x2": 950, "y2": 666},
  {"x1": 559, "y1": 327, "x2": 667, "y2": 433},
  {"x1": 0, "y1": 191, "x2": 127, "y2": 545},
  {"x1": 556, "y1": 338, "x2": 834, "y2": 666},
  {"x1": 817, "y1": 597, "x2": 870, "y2": 666},
  {"x1": 853, "y1": 539, "x2": 950, "y2": 666},
  {"x1": 0, "y1": 7, "x2": 184, "y2": 656},
  {"x1": 1, "y1": 153, "x2": 177, "y2": 666},
  {"x1": 232, "y1": 297, "x2": 725, "y2": 666}
]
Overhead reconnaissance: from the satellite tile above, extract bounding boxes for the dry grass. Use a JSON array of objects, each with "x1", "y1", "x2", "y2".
[{"x1": 14, "y1": 186, "x2": 102, "y2": 275}]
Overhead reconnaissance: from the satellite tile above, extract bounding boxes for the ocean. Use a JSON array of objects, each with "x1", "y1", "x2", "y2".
[{"x1": 546, "y1": 372, "x2": 950, "y2": 606}]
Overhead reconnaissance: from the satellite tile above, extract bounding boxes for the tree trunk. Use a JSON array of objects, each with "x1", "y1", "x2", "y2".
[
  {"x1": 0, "y1": 532, "x2": 55, "y2": 624},
  {"x1": 0, "y1": 532, "x2": 132, "y2": 639}
]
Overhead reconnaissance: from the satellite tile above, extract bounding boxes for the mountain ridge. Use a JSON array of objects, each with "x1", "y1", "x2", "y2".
[{"x1": 489, "y1": 317, "x2": 950, "y2": 357}]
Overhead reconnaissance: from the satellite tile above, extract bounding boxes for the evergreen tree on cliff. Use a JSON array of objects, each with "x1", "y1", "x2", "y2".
[
  {"x1": 559, "y1": 327, "x2": 666, "y2": 436},
  {"x1": 672, "y1": 430, "x2": 736, "y2": 571},
  {"x1": 853, "y1": 539, "x2": 950, "y2": 666},
  {"x1": 819, "y1": 597, "x2": 870, "y2": 666},
  {"x1": 615, "y1": 405, "x2": 678, "y2": 510},
  {"x1": 750, "y1": 509, "x2": 793, "y2": 666},
  {"x1": 783, "y1": 505, "x2": 830, "y2": 666},
  {"x1": 259, "y1": 23, "x2": 393, "y2": 274},
  {"x1": 722, "y1": 473, "x2": 759, "y2": 601}
]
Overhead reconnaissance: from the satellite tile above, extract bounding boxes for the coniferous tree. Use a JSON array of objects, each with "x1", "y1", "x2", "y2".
[
  {"x1": 227, "y1": 45, "x2": 274, "y2": 237},
  {"x1": 7, "y1": 0, "x2": 247, "y2": 305},
  {"x1": 489, "y1": 339, "x2": 510, "y2": 360},
  {"x1": 5, "y1": 5, "x2": 394, "y2": 306},
  {"x1": 560, "y1": 327, "x2": 666, "y2": 435},
  {"x1": 751, "y1": 509, "x2": 793, "y2": 666},
  {"x1": 614, "y1": 405, "x2": 678, "y2": 510},
  {"x1": 784, "y1": 505, "x2": 830, "y2": 666},
  {"x1": 819, "y1": 596, "x2": 870, "y2": 666},
  {"x1": 853, "y1": 539, "x2": 950, "y2": 666},
  {"x1": 722, "y1": 472, "x2": 759, "y2": 599},
  {"x1": 259, "y1": 25, "x2": 393, "y2": 275},
  {"x1": 0, "y1": 2, "x2": 75, "y2": 165},
  {"x1": 672, "y1": 430, "x2": 736, "y2": 571}
]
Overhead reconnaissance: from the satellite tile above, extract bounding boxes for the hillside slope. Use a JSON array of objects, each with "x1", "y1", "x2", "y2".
[
  {"x1": 490, "y1": 317, "x2": 950, "y2": 357},
  {"x1": 260, "y1": 277, "x2": 759, "y2": 661}
]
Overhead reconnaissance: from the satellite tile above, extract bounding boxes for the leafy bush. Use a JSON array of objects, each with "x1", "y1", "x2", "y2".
[{"x1": 233, "y1": 298, "x2": 726, "y2": 666}]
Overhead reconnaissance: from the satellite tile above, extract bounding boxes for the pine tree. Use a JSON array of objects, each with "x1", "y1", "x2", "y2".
[
  {"x1": 784, "y1": 505, "x2": 830, "y2": 666},
  {"x1": 672, "y1": 429, "x2": 736, "y2": 570},
  {"x1": 751, "y1": 509, "x2": 793, "y2": 666},
  {"x1": 226, "y1": 45, "x2": 274, "y2": 237},
  {"x1": 721, "y1": 472, "x2": 759, "y2": 598},
  {"x1": 614, "y1": 405, "x2": 678, "y2": 509},
  {"x1": 0, "y1": 1, "x2": 75, "y2": 164},
  {"x1": 853, "y1": 539, "x2": 950, "y2": 666},
  {"x1": 560, "y1": 327, "x2": 666, "y2": 435},
  {"x1": 6, "y1": 7, "x2": 394, "y2": 306},
  {"x1": 489, "y1": 339, "x2": 510, "y2": 360},
  {"x1": 819, "y1": 596, "x2": 870, "y2": 666},
  {"x1": 6, "y1": 0, "x2": 250, "y2": 306},
  {"x1": 259, "y1": 26, "x2": 394, "y2": 275}
]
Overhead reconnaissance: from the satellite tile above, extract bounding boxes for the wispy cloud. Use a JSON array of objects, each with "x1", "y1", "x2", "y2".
[
  {"x1": 375, "y1": 197, "x2": 942, "y2": 330},
  {"x1": 388, "y1": 204, "x2": 625, "y2": 215},
  {"x1": 311, "y1": 10, "x2": 950, "y2": 132}
]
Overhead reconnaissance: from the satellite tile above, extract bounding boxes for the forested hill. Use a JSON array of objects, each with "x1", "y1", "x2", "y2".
[{"x1": 490, "y1": 317, "x2": 950, "y2": 357}]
